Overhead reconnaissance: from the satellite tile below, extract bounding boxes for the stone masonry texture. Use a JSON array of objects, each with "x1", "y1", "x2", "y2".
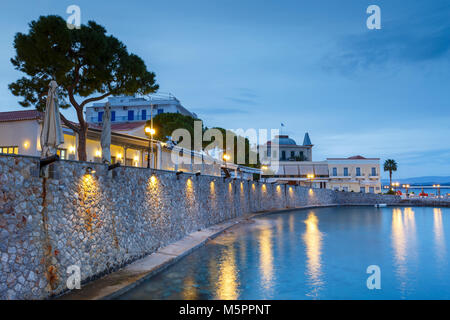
[{"x1": 0, "y1": 154, "x2": 432, "y2": 299}]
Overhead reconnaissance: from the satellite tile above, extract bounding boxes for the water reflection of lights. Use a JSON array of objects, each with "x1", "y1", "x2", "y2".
[
  {"x1": 303, "y1": 212, "x2": 324, "y2": 298},
  {"x1": 433, "y1": 208, "x2": 446, "y2": 263},
  {"x1": 391, "y1": 207, "x2": 417, "y2": 294},
  {"x1": 216, "y1": 245, "x2": 239, "y2": 300},
  {"x1": 182, "y1": 276, "x2": 198, "y2": 300},
  {"x1": 289, "y1": 214, "x2": 295, "y2": 233},
  {"x1": 258, "y1": 223, "x2": 274, "y2": 294}
]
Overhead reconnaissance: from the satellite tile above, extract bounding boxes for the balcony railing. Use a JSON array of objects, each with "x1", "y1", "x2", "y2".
[{"x1": 90, "y1": 115, "x2": 154, "y2": 123}]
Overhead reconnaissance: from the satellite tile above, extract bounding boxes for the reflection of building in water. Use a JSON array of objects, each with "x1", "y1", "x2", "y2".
[{"x1": 303, "y1": 212, "x2": 324, "y2": 298}]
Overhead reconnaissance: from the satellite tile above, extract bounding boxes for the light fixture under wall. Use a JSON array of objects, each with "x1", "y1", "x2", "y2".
[{"x1": 86, "y1": 167, "x2": 96, "y2": 174}]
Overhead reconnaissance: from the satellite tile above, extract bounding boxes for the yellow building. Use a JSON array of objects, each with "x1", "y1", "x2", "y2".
[
  {"x1": 327, "y1": 156, "x2": 381, "y2": 193},
  {"x1": 0, "y1": 110, "x2": 223, "y2": 175}
]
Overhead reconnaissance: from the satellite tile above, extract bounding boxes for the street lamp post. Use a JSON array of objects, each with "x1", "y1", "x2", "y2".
[
  {"x1": 144, "y1": 95, "x2": 156, "y2": 169},
  {"x1": 223, "y1": 153, "x2": 231, "y2": 178},
  {"x1": 307, "y1": 174, "x2": 315, "y2": 188},
  {"x1": 393, "y1": 182, "x2": 399, "y2": 192},
  {"x1": 433, "y1": 184, "x2": 441, "y2": 198},
  {"x1": 402, "y1": 184, "x2": 410, "y2": 196},
  {"x1": 145, "y1": 125, "x2": 156, "y2": 168},
  {"x1": 260, "y1": 165, "x2": 268, "y2": 182}
]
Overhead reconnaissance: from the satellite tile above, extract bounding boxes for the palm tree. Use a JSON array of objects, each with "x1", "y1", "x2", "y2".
[{"x1": 383, "y1": 159, "x2": 398, "y2": 189}]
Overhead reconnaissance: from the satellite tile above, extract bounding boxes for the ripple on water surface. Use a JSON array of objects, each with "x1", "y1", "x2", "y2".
[{"x1": 118, "y1": 206, "x2": 450, "y2": 300}]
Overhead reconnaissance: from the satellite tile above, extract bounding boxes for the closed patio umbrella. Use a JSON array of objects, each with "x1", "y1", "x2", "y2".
[
  {"x1": 101, "y1": 102, "x2": 111, "y2": 164},
  {"x1": 40, "y1": 80, "x2": 64, "y2": 158}
]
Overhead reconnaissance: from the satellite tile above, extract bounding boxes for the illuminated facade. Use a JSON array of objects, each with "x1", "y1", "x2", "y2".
[
  {"x1": 327, "y1": 156, "x2": 381, "y2": 193},
  {"x1": 86, "y1": 93, "x2": 197, "y2": 125},
  {"x1": 0, "y1": 110, "x2": 262, "y2": 178}
]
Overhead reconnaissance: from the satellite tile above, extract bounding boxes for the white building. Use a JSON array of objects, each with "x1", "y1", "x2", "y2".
[
  {"x1": 85, "y1": 93, "x2": 197, "y2": 124},
  {"x1": 261, "y1": 134, "x2": 382, "y2": 193},
  {"x1": 0, "y1": 110, "x2": 262, "y2": 179},
  {"x1": 263, "y1": 134, "x2": 313, "y2": 162}
]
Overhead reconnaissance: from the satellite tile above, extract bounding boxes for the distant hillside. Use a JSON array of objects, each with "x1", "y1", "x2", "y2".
[{"x1": 381, "y1": 176, "x2": 450, "y2": 186}]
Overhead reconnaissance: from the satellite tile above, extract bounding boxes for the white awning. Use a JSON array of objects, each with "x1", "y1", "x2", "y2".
[
  {"x1": 299, "y1": 165, "x2": 314, "y2": 175},
  {"x1": 273, "y1": 165, "x2": 285, "y2": 175}
]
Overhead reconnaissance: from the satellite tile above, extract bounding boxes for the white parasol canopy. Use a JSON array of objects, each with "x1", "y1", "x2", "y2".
[
  {"x1": 101, "y1": 102, "x2": 112, "y2": 164},
  {"x1": 40, "y1": 80, "x2": 64, "y2": 158}
]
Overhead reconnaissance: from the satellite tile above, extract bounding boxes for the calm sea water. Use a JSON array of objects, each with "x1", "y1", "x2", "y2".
[{"x1": 118, "y1": 206, "x2": 450, "y2": 300}]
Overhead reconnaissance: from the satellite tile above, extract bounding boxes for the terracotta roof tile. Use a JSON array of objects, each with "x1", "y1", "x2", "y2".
[{"x1": 0, "y1": 110, "x2": 42, "y2": 122}]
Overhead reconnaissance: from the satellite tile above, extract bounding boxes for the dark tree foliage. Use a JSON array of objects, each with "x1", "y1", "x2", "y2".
[
  {"x1": 383, "y1": 159, "x2": 398, "y2": 187},
  {"x1": 9, "y1": 15, "x2": 158, "y2": 160},
  {"x1": 146, "y1": 113, "x2": 259, "y2": 167},
  {"x1": 148, "y1": 113, "x2": 199, "y2": 148},
  {"x1": 209, "y1": 127, "x2": 259, "y2": 168}
]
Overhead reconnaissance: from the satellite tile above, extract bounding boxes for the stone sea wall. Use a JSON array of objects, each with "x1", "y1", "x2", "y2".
[
  {"x1": 0, "y1": 154, "x2": 400, "y2": 299},
  {"x1": 334, "y1": 190, "x2": 401, "y2": 205}
]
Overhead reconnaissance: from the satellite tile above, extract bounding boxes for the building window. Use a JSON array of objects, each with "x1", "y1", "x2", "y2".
[
  {"x1": 356, "y1": 167, "x2": 361, "y2": 176},
  {"x1": 371, "y1": 167, "x2": 377, "y2": 176},
  {"x1": 57, "y1": 149, "x2": 67, "y2": 160},
  {"x1": 281, "y1": 151, "x2": 286, "y2": 161},
  {"x1": 111, "y1": 111, "x2": 116, "y2": 122},
  {"x1": 0, "y1": 146, "x2": 19, "y2": 155},
  {"x1": 361, "y1": 187, "x2": 365, "y2": 193},
  {"x1": 141, "y1": 109, "x2": 147, "y2": 120},
  {"x1": 272, "y1": 150, "x2": 277, "y2": 159},
  {"x1": 343, "y1": 186, "x2": 348, "y2": 192},
  {"x1": 290, "y1": 151, "x2": 295, "y2": 159},
  {"x1": 98, "y1": 111, "x2": 104, "y2": 122},
  {"x1": 128, "y1": 110, "x2": 134, "y2": 121},
  {"x1": 332, "y1": 167, "x2": 337, "y2": 176},
  {"x1": 157, "y1": 109, "x2": 164, "y2": 115},
  {"x1": 344, "y1": 167, "x2": 349, "y2": 176},
  {"x1": 369, "y1": 187, "x2": 375, "y2": 193}
]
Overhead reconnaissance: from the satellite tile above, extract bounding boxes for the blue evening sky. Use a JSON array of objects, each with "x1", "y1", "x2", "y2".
[{"x1": 0, "y1": 1, "x2": 449, "y2": 178}]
